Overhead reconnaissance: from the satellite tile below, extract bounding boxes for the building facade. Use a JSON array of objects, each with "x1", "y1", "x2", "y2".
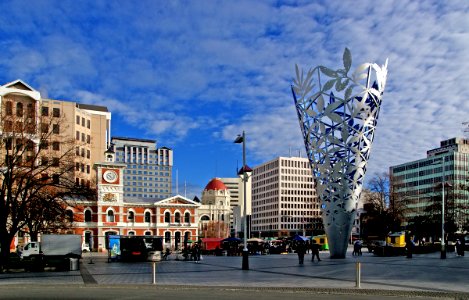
[
  {"x1": 198, "y1": 178, "x2": 232, "y2": 239},
  {"x1": 111, "y1": 137, "x2": 173, "y2": 200},
  {"x1": 0, "y1": 79, "x2": 110, "y2": 187},
  {"x1": 390, "y1": 138, "x2": 469, "y2": 232},
  {"x1": 71, "y1": 149, "x2": 198, "y2": 251},
  {"x1": 251, "y1": 156, "x2": 320, "y2": 237}
]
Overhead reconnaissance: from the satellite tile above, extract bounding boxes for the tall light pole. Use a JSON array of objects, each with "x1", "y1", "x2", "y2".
[
  {"x1": 234, "y1": 131, "x2": 249, "y2": 270},
  {"x1": 440, "y1": 157, "x2": 446, "y2": 259},
  {"x1": 432, "y1": 157, "x2": 446, "y2": 259}
]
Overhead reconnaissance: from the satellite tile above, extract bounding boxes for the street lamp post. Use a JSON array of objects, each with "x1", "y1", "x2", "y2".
[
  {"x1": 432, "y1": 157, "x2": 447, "y2": 259},
  {"x1": 234, "y1": 131, "x2": 249, "y2": 270},
  {"x1": 440, "y1": 157, "x2": 446, "y2": 259}
]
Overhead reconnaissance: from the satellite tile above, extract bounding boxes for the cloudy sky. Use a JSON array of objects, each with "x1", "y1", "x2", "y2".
[{"x1": 1, "y1": 0, "x2": 468, "y2": 198}]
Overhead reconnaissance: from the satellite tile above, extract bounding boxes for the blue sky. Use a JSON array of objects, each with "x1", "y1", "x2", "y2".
[{"x1": 1, "y1": 0, "x2": 468, "y2": 199}]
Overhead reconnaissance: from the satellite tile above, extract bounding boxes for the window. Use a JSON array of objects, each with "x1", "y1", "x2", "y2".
[
  {"x1": 87, "y1": 119, "x2": 90, "y2": 128},
  {"x1": 128, "y1": 211, "x2": 134, "y2": 221},
  {"x1": 145, "y1": 211, "x2": 151, "y2": 223},
  {"x1": 76, "y1": 131, "x2": 80, "y2": 140},
  {"x1": 87, "y1": 150, "x2": 90, "y2": 159},
  {"x1": 52, "y1": 157, "x2": 59, "y2": 167},
  {"x1": 52, "y1": 141, "x2": 60, "y2": 151},
  {"x1": 5, "y1": 101, "x2": 12, "y2": 115},
  {"x1": 86, "y1": 165, "x2": 90, "y2": 174},
  {"x1": 5, "y1": 138, "x2": 13, "y2": 150},
  {"x1": 164, "y1": 212, "x2": 170, "y2": 223},
  {"x1": 81, "y1": 148, "x2": 85, "y2": 157},
  {"x1": 175, "y1": 212, "x2": 181, "y2": 223},
  {"x1": 76, "y1": 116, "x2": 80, "y2": 124},
  {"x1": 76, "y1": 162, "x2": 80, "y2": 171},
  {"x1": 27, "y1": 103, "x2": 34, "y2": 117},
  {"x1": 81, "y1": 133, "x2": 85, "y2": 142},
  {"x1": 184, "y1": 212, "x2": 190, "y2": 223},
  {"x1": 16, "y1": 102, "x2": 23, "y2": 117},
  {"x1": 52, "y1": 174, "x2": 59, "y2": 184},
  {"x1": 41, "y1": 106, "x2": 49, "y2": 116},
  {"x1": 84, "y1": 210, "x2": 92, "y2": 222},
  {"x1": 66, "y1": 210, "x2": 74, "y2": 222},
  {"x1": 107, "y1": 210, "x2": 115, "y2": 222},
  {"x1": 52, "y1": 124, "x2": 59, "y2": 134},
  {"x1": 53, "y1": 108, "x2": 60, "y2": 117},
  {"x1": 87, "y1": 135, "x2": 90, "y2": 144},
  {"x1": 164, "y1": 232, "x2": 171, "y2": 243},
  {"x1": 42, "y1": 157, "x2": 49, "y2": 166},
  {"x1": 41, "y1": 123, "x2": 49, "y2": 133},
  {"x1": 82, "y1": 117, "x2": 85, "y2": 127}
]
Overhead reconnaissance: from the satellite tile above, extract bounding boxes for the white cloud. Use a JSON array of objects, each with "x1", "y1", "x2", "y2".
[{"x1": 1, "y1": 0, "x2": 469, "y2": 193}]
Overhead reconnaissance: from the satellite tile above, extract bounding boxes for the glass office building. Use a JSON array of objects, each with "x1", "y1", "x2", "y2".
[
  {"x1": 390, "y1": 138, "x2": 469, "y2": 232},
  {"x1": 112, "y1": 137, "x2": 173, "y2": 200}
]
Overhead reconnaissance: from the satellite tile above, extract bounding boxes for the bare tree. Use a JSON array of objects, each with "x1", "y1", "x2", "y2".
[
  {"x1": 0, "y1": 97, "x2": 93, "y2": 271},
  {"x1": 361, "y1": 172, "x2": 405, "y2": 239}
]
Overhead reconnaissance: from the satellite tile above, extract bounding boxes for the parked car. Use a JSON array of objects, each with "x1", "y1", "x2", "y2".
[{"x1": 366, "y1": 240, "x2": 386, "y2": 253}]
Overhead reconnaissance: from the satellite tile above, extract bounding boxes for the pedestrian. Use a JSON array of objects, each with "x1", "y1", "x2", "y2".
[
  {"x1": 192, "y1": 243, "x2": 201, "y2": 263},
  {"x1": 353, "y1": 240, "x2": 362, "y2": 256},
  {"x1": 455, "y1": 239, "x2": 462, "y2": 256},
  {"x1": 311, "y1": 240, "x2": 321, "y2": 262},
  {"x1": 296, "y1": 241, "x2": 306, "y2": 265}
]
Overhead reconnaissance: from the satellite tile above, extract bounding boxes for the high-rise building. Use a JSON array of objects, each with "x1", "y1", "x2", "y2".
[
  {"x1": 251, "y1": 156, "x2": 320, "y2": 237},
  {"x1": 390, "y1": 137, "x2": 469, "y2": 232},
  {"x1": 111, "y1": 137, "x2": 173, "y2": 199},
  {"x1": 0, "y1": 79, "x2": 111, "y2": 186}
]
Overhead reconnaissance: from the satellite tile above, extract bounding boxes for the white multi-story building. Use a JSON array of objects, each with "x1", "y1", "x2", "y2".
[{"x1": 251, "y1": 156, "x2": 320, "y2": 237}]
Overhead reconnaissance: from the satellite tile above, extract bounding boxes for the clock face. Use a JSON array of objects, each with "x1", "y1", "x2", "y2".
[{"x1": 103, "y1": 170, "x2": 118, "y2": 183}]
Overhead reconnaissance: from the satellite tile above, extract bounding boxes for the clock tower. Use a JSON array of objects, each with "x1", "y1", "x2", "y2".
[{"x1": 94, "y1": 146, "x2": 126, "y2": 204}]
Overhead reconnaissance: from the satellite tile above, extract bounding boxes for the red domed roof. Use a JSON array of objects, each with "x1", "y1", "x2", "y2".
[{"x1": 204, "y1": 178, "x2": 227, "y2": 191}]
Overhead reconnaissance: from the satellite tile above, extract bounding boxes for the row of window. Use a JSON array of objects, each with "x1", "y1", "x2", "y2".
[
  {"x1": 79, "y1": 210, "x2": 192, "y2": 223},
  {"x1": 76, "y1": 116, "x2": 91, "y2": 128},
  {"x1": 75, "y1": 131, "x2": 91, "y2": 143}
]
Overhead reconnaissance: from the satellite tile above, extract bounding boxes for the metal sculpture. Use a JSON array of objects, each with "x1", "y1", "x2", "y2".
[{"x1": 292, "y1": 48, "x2": 388, "y2": 258}]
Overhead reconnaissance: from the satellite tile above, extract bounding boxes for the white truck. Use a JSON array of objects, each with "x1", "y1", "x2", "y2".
[{"x1": 21, "y1": 234, "x2": 82, "y2": 271}]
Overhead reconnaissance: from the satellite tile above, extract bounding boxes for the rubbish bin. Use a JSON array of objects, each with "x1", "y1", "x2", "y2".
[{"x1": 69, "y1": 258, "x2": 79, "y2": 271}]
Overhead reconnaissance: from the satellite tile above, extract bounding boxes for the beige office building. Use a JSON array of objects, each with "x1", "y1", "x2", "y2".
[
  {"x1": 251, "y1": 156, "x2": 320, "y2": 237},
  {"x1": 0, "y1": 80, "x2": 111, "y2": 186}
]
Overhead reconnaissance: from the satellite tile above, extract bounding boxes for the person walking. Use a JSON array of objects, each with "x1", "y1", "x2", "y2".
[
  {"x1": 296, "y1": 241, "x2": 306, "y2": 265},
  {"x1": 311, "y1": 240, "x2": 321, "y2": 262},
  {"x1": 192, "y1": 243, "x2": 201, "y2": 263}
]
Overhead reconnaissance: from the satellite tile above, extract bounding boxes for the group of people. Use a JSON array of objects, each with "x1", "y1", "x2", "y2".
[
  {"x1": 163, "y1": 243, "x2": 202, "y2": 263},
  {"x1": 296, "y1": 240, "x2": 321, "y2": 264}
]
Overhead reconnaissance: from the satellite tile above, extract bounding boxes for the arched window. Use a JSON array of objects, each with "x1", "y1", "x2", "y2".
[
  {"x1": 84, "y1": 210, "x2": 92, "y2": 222},
  {"x1": 145, "y1": 211, "x2": 151, "y2": 223},
  {"x1": 164, "y1": 212, "x2": 170, "y2": 223},
  {"x1": 175, "y1": 212, "x2": 181, "y2": 223},
  {"x1": 16, "y1": 102, "x2": 23, "y2": 117},
  {"x1": 184, "y1": 212, "x2": 190, "y2": 223},
  {"x1": 27, "y1": 103, "x2": 34, "y2": 117},
  {"x1": 66, "y1": 210, "x2": 74, "y2": 222},
  {"x1": 5, "y1": 101, "x2": 12, "y2": 115},
  {"x1": 128, "y1": 231, "x2": 135, "y2": 236},
  {"x1": 128, "y1": 211, "x2": 135, "y2": 222},
  {"x1": 201, "y1": 215, "x2": 210, "y2": 221},
  {"x1": 107, "y1": 210, "x2": 115, "y2": 222},
  {"x1": 164, "y1": 232, "x2": 171, "y2": 243},
  {"x1": 144, "y1": 231, "x2": 152, "y2": 236}
]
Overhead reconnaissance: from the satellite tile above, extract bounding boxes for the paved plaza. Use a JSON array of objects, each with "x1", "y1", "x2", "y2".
[{"x1": 0, "y1": 247, "x2": 468, "y2": 299}]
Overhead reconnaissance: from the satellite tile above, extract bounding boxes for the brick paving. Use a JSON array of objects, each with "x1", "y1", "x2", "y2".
[{"x1": 1, "y1": 246, "x2": 468, "y2": 298}]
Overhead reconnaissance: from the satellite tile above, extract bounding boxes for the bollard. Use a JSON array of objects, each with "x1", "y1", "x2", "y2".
[
  {"x1": 152, "y1": 262, "x2": 156, "y2": 284},
  {"x1": 355, "y1": 261, "x2": 361, "y2": 288}
]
